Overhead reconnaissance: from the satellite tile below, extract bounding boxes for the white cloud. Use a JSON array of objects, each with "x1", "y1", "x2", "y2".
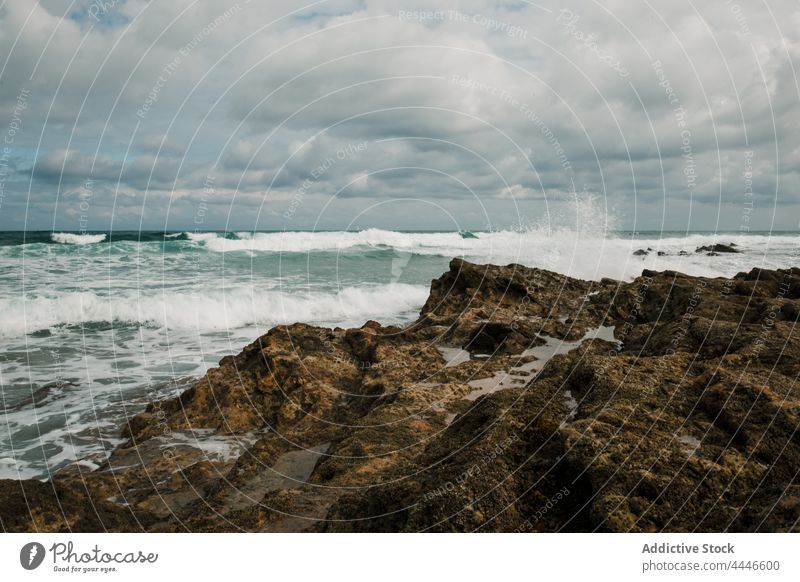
[{"x1": 1, "y1": 0, "x2": 798, "y2": 230}]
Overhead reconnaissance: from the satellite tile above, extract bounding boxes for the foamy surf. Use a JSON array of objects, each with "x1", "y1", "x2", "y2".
[
  {"x1": 0, "y1": 283, "x2": 430, "y2": 337},
  {"x1": 7, "y1": 229, "x2": 799, "y2": 283},
  {"x1": 51, "y1": 232, "x2": 107, "y2": 245},
  {"x1": 195, "y1": 230, "x2": 799, "y2": 281},
  {"x1": 2, "y1": 225, "x2": 799, "y2": 479}
]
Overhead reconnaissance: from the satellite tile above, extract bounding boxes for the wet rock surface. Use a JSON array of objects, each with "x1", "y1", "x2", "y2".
[
  {"x1": 633, "y1": 244, "x2": 740, "y2": 257},
  {"x1": 696, "y1": 243, "x2": 740, "y2": 254},
  {"x1": 1, "y1": 380, "x2": 78, "y2": 411},
  {"x1": 2, "y1": 259, "x2": 799, "y2": 532}
]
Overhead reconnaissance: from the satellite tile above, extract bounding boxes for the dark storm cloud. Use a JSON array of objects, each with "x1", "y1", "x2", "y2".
[{"x1": 0, "y1": 0, "x2": 798, "y2": 230}]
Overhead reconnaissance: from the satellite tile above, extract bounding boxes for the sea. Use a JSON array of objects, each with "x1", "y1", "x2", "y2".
[{"x1": 1, "y1": 227, "x2": 798, "y2": 479}]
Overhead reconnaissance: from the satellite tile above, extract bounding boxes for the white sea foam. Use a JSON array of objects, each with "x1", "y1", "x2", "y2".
[
  {"x1": 195, "y1": 229, "x2": 800, "y2": 281},
  {"x1": 185, "y1": 232, "x2": 221, "y2": 242},
  {"x1": 0, "y1": 283, "x2": 429, "y2": 336},
  {"x1": 4, "y1": 218, "x2": 800, "y2": 479},
  {"x1": 51, "y1": 232, "x2": 107, "y2": 245}
]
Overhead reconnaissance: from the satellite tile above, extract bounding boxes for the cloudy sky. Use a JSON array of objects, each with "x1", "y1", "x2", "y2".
[{"x1": 0, "y1": 0, "x2": 798, "y2": 231}]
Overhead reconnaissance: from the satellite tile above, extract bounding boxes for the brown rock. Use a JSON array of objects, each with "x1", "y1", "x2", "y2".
[{"x1": 3, "y1": 260, "x2": 799, "y2": 532}]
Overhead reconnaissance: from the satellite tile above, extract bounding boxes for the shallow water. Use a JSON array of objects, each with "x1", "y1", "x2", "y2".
[
  {"x1": 464, "y1": 326, "x2": 619, "y2": 401},
  {"x1": 437, "y1": 346, "x2": 472, "y2": 368},
  {"x1": 224, "y1": 443, "x2": 331, "y2": 512}
]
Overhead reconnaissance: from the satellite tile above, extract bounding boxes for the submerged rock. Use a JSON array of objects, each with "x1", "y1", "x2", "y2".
[
  {"x1": 2, "y1": 380, "x2": 78, "y2": 411},
  {"x1": 2, "y1": 259, "x2": 799, "y2": 532},
  {"x1": 696, "y1": 243, "x2": 740, "y2": 254}
]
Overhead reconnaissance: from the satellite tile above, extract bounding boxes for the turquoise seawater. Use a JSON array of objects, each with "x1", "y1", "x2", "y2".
[{"x1": 1, "y1": 228, "x2": 798, "y2": 478}]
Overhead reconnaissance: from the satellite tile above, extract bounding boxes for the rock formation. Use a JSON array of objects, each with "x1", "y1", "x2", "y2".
[
  {"x1": 696, "y1": 243, "x2": 740, "y2": 254},
  {"x1": 2, "y1": 259, "x2": 799, "y2": 532}
]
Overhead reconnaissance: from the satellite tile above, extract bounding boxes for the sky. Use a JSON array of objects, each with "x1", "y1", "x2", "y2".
[{"x1": 0, "y1": 0, "x2": 798, "y2": 232}]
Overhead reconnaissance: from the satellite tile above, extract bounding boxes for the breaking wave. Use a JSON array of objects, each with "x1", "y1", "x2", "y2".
[
  {"x1": 189, "y1": 229, "x2": 799, "y2": 281},
  {"x1": 51, "y1": 232, "x2": 107, "y2": 245},
  {"x1": 0, "y1": 284, "x2": 430, "y2": 337}
]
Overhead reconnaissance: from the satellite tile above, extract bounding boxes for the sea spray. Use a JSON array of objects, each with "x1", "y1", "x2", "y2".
[{"x1": 0, "y1": 283, "x2": 430, "y2": 337}]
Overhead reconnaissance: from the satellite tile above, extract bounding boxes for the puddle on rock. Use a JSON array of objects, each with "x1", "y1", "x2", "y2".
[
  {"x1": 102, "y1": 429, "x2": 258, "y2": 475},
  {"x1": 464, "y1": 326, "x2": 618, "y2": 402},
  {"x1": 261, "y1": 443, "x2": 331, "y2": 492},
  {"x1": 225, "y1": 442, "x2": 331, "y2": 512},
  {"x1": 678, "y1": 434, "x2": 702, "y2": 455},
  {"x1": 157, "y1": 429, "x2": 257, "y2": 464},
  {"x1": 559, "y1": 390, "x2": 579, "y2": 428},
  {"x1": 436, "y1": 346, "x2": 471, "y2": 368}
]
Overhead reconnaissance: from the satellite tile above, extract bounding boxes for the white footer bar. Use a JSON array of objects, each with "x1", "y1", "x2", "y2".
[{"x1": 2, "y1": 533, "x2": 797, "y2": 581}]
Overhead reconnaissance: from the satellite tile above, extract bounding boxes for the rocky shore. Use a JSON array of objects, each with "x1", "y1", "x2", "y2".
[{"x1": 2, "y1": 259, "x2": 799, "y2": 532}]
